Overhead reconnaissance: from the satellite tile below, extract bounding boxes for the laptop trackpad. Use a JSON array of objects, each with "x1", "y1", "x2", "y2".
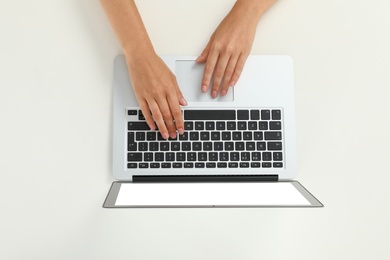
[{"x1": 175, "y1": 60, "x2": 234, "y2": 102}]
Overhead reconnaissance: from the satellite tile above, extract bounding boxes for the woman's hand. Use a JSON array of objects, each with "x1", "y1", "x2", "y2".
[
  {"x1": 126, "y1": 52, "x2": 187, "y2": 139},
  {"x1": 196, "y1": 0, "x2": 276, "y2": 98}
]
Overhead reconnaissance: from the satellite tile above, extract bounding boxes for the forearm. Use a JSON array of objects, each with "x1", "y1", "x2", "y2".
[
  {"x1": 99, "y1": 0, "x2": 155, "y2": 62},
  {"x1": 234, "y1": 0, "x2": 276, "y2": 26}
]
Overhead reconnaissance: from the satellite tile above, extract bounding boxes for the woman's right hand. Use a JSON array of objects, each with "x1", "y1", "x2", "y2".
[{"x1": 125, "y1": 52, "x2": 187, "y2": 139}]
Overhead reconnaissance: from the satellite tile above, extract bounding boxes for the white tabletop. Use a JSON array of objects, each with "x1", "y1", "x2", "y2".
[{"x1": 1, "y1": 0, "x2": 390, "y2": 259}]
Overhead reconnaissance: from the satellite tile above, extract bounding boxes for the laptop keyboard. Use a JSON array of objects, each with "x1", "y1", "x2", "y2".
[{"x1": 126, "y1": 108, "x2": 284, "y2": 169}]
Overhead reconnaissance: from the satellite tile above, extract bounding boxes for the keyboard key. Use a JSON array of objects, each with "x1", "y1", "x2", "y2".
[
  {"x1": 136, "y1": 132, "x2": 145, "y2": 141},
  {"x1": 192, "y1": 142, "x2": 202, "y2": 151},
  {"x1": 248, "y1": 121, "x2": 257, "y2": 130},
  {"x1": 155, "y1": 153, "x2": 164, "y2": 161},
  {"x1": 251, "y1": 152, "x2": 261, "y2": 161},
  {"x1": 185, "y1": 110, "x2": 235, "y2": 120},
  {"x1": 190, "y1": 132, "x2": 199, "y2": 140},
  {"x1": 138, "y1": 142, "x2": 148, "y2": 151},
  {"x1": 272, "y1": 110, "x2": 281, "y2": 120},
  {"x1": 195, "y1": 162, "x2": 205, "y2": 168},
  {"x1": 184, "y1": 163, "x2": 194, "y2": 168},
  {"x1": 216, "y1": 121, "x2": 225, "y2": 130},
  {"x1": 144, "y1": 152, "x2": 153, "y2": 161},
  {"x1": 128, "y1": 153, "x2": 142, "y2": 161},
  {"x1": 254, "y1": 132, "x2": 263, "y2": 140},
  {"x1": 273, "y1": 152, "x2": 283, "y2": 161},
  {"x1": 263, "y1": 152, "x2": 272, "y2": 161},
  {"x1": 225, "y1": 142, "x2": 234, "y2": 151},
  {"x1": 173, "y1": 163, "x2": 182, "y2": 168},
  {"x1": 219, "y1": 152, "x2": 229, "y2": 161},
  {"x1": 217, "y1": 162, "x2": 227, "y2": 168},
  {"x1": 160, "y1": 142, "x2": 169, "y2": 151},
  {"x1": 273, "y1": 162, "x2": 283, "y2": 168},
  {"x1": 128, "y1": 122, "x2": 149, "y2": 130},
  {"x1": 179, "y1": 132, "x2": 189, "y2": 140},
  {"x1": 214, "y1": 142, "x2": 224, "y2": 151},
  {"x1": 232, "y1": 132, "x2": 242, "y2": 140},
  {"x1": 259, "y1": 121, "x2": 268, "y2": 130},
  {"x1": 200, "y1": 131, "x2": 210, "y2": 140},
  {"x1": 240, "y1": 162, "x2": 249, "y2": 168},
  {"x1": 209, "y1": 152, "x2": 218, "y2": 161},
  {"x1": 237, "y1": 110, "x2": 249, "y2": 120},
  {"x1": 235, "y1": 142, "x2": 245, "y2": 151},
  {"x1": 162, "y1": 163, "x2": 171, "y2": 168},
  {"x1": 150, "y1": 163, "x2": 160, "y2": 168},
  {"x1": 184, "y1": 121, "x2": 194, "y2": 130},
  {"x1": 127, "y1": 163, "x2": 137, "y2": 168},
  {"x1": 211, "y1": 132, "x2": 220, "y2": 140},
  {"x1": 203, "y1": 142, "x2": 213, "y2": 151},
  {"x1": 270, "y1": 121, "x2": 282, "y2": 130},
  {"x1": 139, "y1": 163, "x2": 149, "y2": 168},
  {"x1": 230, "y1": 152, "x2": 239, "y2": 161},
  {"x1": 243, "y1": 131, "x2": 252, "y2": 140},
  {"x1": 227, "y1": 121, "x2": 236, "y2": 130},
  {"x1": 265, "y1": 131, "x2": 282, "y2": 140},
  {"x1": 241, "y1": 152, "x2": 250, "y2": 161},
  {"x1": 246, "y1": 142, "x2": 256, "y2": 151},
  {"x1": 147, "y1": 132, "x2": 156, "y2": 141},
  {"x1": 188, "y1": 152, "x2": 196, "y2": 161},
  {"x1": 229, "y1": 162, "x2": 238, "y2": 168},
  {"x1": 177, "y1": 152, "x2": 186, "y2": 161},
  {"x1": 182, "y1": 142, "x2": 191, "y2": 151},
  {"x1": 128, "y1": 143, "x2": 137, "y2": 151},
  {"x1": 261, "y1": 110, "x2": 270, "y2": 120},
  {"x1": 250, "y1": 110, "x2": 260, "y2": 120},
  {"x1": 251, "y1": 162, "x2": 261, "y2": 168},
  {"x1": 127, "y1": 110, "x2": 137, "y2": 116},
  {"x1": 195, "y1": 122, "x2": 204, "y2": 130},
  {"x1": 138, "y1": 110, "x2": 145, "y2": 120},
  {"x1": 222, "y1": 132, "x2": 231, "y2": 140},
  {"x1": 268, "y1": 142, "x2": 282, "y2": 150},
  {"x1": 166, "y1": 152, "x2": 175, "y2": 161},
  {"x1": 257, "y1": 142, "x2": 266, "y2": 150},
  {"x1": 206, "y1": 122, "x2": 215, "y2": 130},
  {"x1": 171, "y1": 142, "x2": 180, "y2": 151},
  {"x1": 262, "y1": 162, "x2": 272, "y2": 168},
  {"x1": 198, "y1": 152, "x2": 207, "y2": 161},
  {"x1": 157, "y1": 132, "x2": 165, "y2": 141},
  {"x1": 149, "y1": 142, "x2": 159, "y2": 151},
  {"x1": 206, "y1": 162, "x2": 216, "y2": 168},
  {"x1": 238, "y1": 121, "x2": 247, "y2": 130}
]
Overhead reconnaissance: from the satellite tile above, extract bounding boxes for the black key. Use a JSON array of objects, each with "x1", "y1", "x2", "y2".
[
  {"x1": 254, "y1": 132, "x2": 263, "y2": 140},
  {"x1": 241, "y1": 152, "x2": 250, "y2": 161},
  {"x1": 209, "y1": 152, "x2": 218, "y2": 161},
  {"x1": 265, "y1": 131, "x2": 282, "y2": 140},
  {"x1": 270, "y1": 121, "x2": 282, "y2": 130},
  {"x1": 171, "y1": 142, "x2": 180, "y2": 151},
  {"x1": 246, "y1": 142, "x2": 256, "y2": 151},
  {"x1": 203, "y1": 142, "x2": 213, "y2": 151},
  {"x1": 200, "y1": 131, "x2": 210, "y2": 140},
  {"x1": 128, "y1": 143, "x2": 137, "y2": 151},
  {"x1": 257, "y1": 142, "x2": 266, "y2": 151},
  {"x1": 173, "y1": 163, "x2": 182, "y2": 168},
  {"x1": 263, "y1": 152, "x2": 272, "y2": 161},
  {"x1": 166, "y1": 152, "x2": 175, "y2": 161},
  {"x1": 261, "y1": 110, "x2": 271, "y2": 120},
  {"x1": 262, "y1": 162, "x2": 272, "y2": 168},
  {"x1": 127, "y1": 110, "x2": 137, "y2": 116},
  {"x1": 240, "y1": 162, "x2": 249, "y2": 168},
  {"x1": 139, "y1": 163, "x2": 149, "y2": 168},
  {"x1": 273, "y1": 152, "x2": 283, "y2": 161},
  {"x1": 195, "y1": 122, "x2": 204, "y2": 130},
  {"x1": 144, "y1": 152, "x2": 153, "y2": 161},
  {"x1": 168, "y1": 135, "x2": 177, "y2": 141},
  {"x1": 206, "y1": 162, "x2": 216, "y2": 168},
  {"x1": 250, "y1": 110, "x2": 260, "y2": 120},
  {"x1": 184, "y1": 163, "x2": 194, "y2": 168},
  {"x1": 127, "y1": 163, "x2": 137, "y2": 168},
  {"x1": 259, "y1": 121, "x2": 268, "y2": 130},
  {"x1": 222, "y1": 132, "x2": 231, "y2": 140},
  {"x1": 272, "y1": 110, "x2": 281, "y2": 120},
  {"x1": 229, "y1": 162, "x2": 238, "y2": 168},
  {"x1": 268, "y1": 142, "x2": 282, "y2": 151},
  {"x1": 219, "y1": 152, "x2": 229, "y2": 161},
  {"x1": 198, "y1": 152, "x2": 207, "y2": 161},
  {"x1": 192, "y1": 142, "x2": 202, "y2": 151},
  {"x1": 211, "y1": 132, "x2": 220, "y2": 140},
  {"x1": 128, "y1": 132, "x2": 135, "y2": 143},
  {"x1": 187, "y1": 152, "x2": 196, "y2": 161},
  {"x1": 155, "y1": 153, "x2": 164, "y2": 161},
  {"x1": 232, "y1": 132, "x2": 242, "y2": 140},
  {"x1": 147, "y1": 132, "x2": 156, "y2": 141},
  {"x1": 230, "y1": 152, "x2": 239, "y2": 161},
  {"x1": 184, "y1": 121, "x2": 194, "y2": 130},
  {"x1": 251, "y1": 162, "x2": 261, "y2": 168},
  {"x1": 273, "y1": 162, "x2": 283, "y2": 168},
  {"x1": 182, "y1": 142, "x2": 191, "y2": 151},
  {"x1": 185, "y1": 110, "x2": 235, "y2": 120},
  {"x1": 214, "y1": 142, "x2": 224, "y2": 151},
  {"x1": 177, "y1": 152, "x2": 186, "y2": 161},
  {"x1": 227, "y1": 121, "x2": 236, "y2": 130},
  {"x1": 128, "y1": 153, "x2": 142, "y2": 161},
  {"x1": 160, "y1": 142, "x2": 169, "y2": 151},
  {"x1": 248, "y1": 121, "x2": 257, "y2": 130},
  {"x1": 206, "y1": 122, "x2": 215, "y2": 130},
  {"x1": 190, "y1": 132, "x2": 199, "y2": 140},
  {"x1": 195, "y1": 162, "x2": 205, "y2": 168},
  {"x1": 217, "y1": 162, "x2": 227, "y2": 168},
  {"x1": 138, "y1": 142, "x2": 148, "y2": 151},
  {"x1": 235, "y1": 142, "x2": 245, "y2": 151},
  {"x1": 179, "y1": 132, "x2": 189, "y2": 141},
  {"x1": 224, "y1": 142, "x2": 234, "y2": 151},
  {"x1": 237, "y1": 110, "x2": 249, "y2": 120},
  {"x1": 128, "y1": 122, "x2": 149, "y2": 130},
  {"x1": 157, "y1": 132, "x2": 165, "y2": 141},
  {"x1": 138, "y1": 110, "x2": 145, "y2": 120},
  {"x1": 150, "y1": 163, "x2": 160, "y2": 168},
  {"x1": 251, "y1": 152, "x2": 261, "y2": 161},
  {"x1": 243, "y1": 131, "x2": 252, "y2": 140},
  {"x1": 216, "y1": 122, "x2": 225, "y2": 130},
  {"x1": 238, "y1": 121, "x2": 247, "y2": 130},
  {"x1": 136, "y1": 132, "x2": 145, "y2": 141},
  {"x1": 162, "y1": 163, "x2": 171, "y2": 168}
]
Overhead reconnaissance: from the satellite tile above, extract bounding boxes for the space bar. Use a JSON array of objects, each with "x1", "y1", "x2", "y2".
[{"x1": 184, "y1": 110, "x2": 236, "y2": 120}]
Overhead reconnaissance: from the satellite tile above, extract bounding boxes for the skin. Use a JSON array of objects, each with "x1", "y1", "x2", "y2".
[{"x1": 100, "y1": 0, "x2": 276, "y2": 139}]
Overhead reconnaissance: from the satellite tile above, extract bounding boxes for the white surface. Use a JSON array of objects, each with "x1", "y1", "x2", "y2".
[
  {"x1": 115, "y1": 183, "x2": 310, "y2": 206},
  {"x1": 1, "y1": 0, "x2": 390, "y2": 260}
]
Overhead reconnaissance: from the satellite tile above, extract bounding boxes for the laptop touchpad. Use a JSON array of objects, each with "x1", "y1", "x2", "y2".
[{"x1": 175, "y1": 60, "x2": 234, "y2": 102}]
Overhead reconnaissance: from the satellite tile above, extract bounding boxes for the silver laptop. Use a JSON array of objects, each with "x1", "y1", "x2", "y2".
[{"x1": 103, "y1": 55, "x2": 322, "y2": 208}]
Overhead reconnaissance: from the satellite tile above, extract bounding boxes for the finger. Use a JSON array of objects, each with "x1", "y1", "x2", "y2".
[
  {"x1": 196, "y1": 38, "x2": 212, "y2": 63},
  {"x1": 148, "y1": 101, "x2": 169, "y2": 140},
  {"x1": 138, "y1": 99, "x2": 155, "y2": 131},
  {"x1": 173, "y1": 75, "x2": 187, "y2": 106},
  {"x1": 210, "y1": 54, "x2": 230, "y2": 98},
  {"x1": 156, "y1": 99, "x2": 177, "y2": 139},
  {"x1": 220, "y1": 54, "x2": 239, "y2": 96},
  {"x1": 229, "y1": 54, "x2": 248, "y2": 88},
  {"x1": 201, "y1": 48, "x2": 219, "y2": 93},
  {"x1": 167, "y1": 92, "x2": 185, "y2": 135}
]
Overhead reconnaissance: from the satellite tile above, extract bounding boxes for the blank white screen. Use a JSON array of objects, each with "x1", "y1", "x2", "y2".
[{"x1": 115, "y1": 182, "x2": 310, "y2": 206}]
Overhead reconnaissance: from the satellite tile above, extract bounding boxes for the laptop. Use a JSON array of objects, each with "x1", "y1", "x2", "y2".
[{"x1": 103, "y1": 55, "x2": 323, "y2": 208}]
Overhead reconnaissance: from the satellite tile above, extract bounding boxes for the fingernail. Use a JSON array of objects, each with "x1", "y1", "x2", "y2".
[
  {"x1": 169, "y1": 132, "x2": 176, "y2": 139},
  {"x1": 148, "y1": 124, "x2": 155, "y2": 131},
  {"x1": 162, "y1": 133, "x2": 169, "y2": 139},
  {"x1": 230, "y1": 81, "x2": 235, "y2": 87},
  {"x1": 178, "y1": 128, "x2": 184, "y2": 135},
  {"x1": 180, "y1": 98, "x2": 188, "y2": 106},
  {"x1": 221, "y1": 89, "x2": 227, "y2": 96},
  {"x1": 201, "y1": 85, "x2": 207, "y2": 93},
  {"x1": 211, "y1": 90, "x2": 217, "y2": 98}
]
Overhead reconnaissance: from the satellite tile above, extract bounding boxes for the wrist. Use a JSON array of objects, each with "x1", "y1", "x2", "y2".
[{"x1": 234, "y1": 0, "x2": 276, "y2": 25}]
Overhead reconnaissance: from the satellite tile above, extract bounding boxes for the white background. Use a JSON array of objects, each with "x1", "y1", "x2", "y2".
[{"x1": 1, "y1": 0, "x2": 389, "y2": 259}]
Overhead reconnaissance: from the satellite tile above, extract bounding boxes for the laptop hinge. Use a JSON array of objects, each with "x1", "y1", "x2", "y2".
[{"x1": 133, "y1": 175, "x2": 279, "y2": 183}]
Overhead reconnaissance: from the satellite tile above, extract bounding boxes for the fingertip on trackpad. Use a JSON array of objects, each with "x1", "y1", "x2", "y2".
[{"x1": 175, "y1": 60, "x2": 234, "y2": 102}]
